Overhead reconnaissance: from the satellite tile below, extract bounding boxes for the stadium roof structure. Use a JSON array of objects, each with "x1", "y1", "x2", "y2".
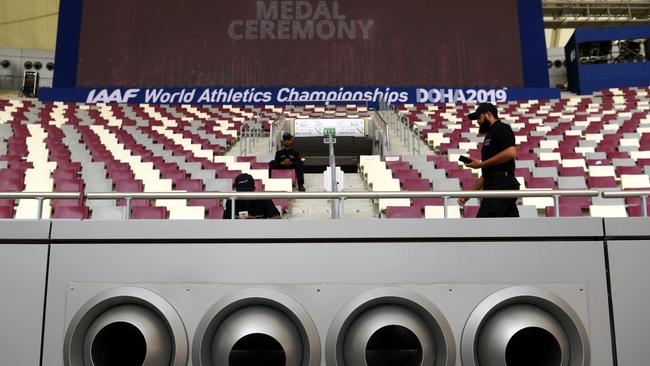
[{"x1": 543, "y1": 0, "x2": 650, "y2": 28}]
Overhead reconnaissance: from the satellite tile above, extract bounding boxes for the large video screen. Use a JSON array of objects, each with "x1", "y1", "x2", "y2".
[{"x1": 76, "y1": 0, "x2": 524, "y2": 88}]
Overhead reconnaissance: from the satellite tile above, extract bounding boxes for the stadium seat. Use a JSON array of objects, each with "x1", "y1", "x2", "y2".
[
  {"x1": 385, "y1": 206, "x2": 422, "y2": 219},
  {"x1": 621, "y1": 175, "x2": 650, "y2": 190},
  {"x1": 0, "y1": 178, "x2": 23, "y2": 191},
  {"x1": 271, "y1": 169, "x2": 297, "y2": 186},
  {"x1": 628, "y1": 202, "x2": 650, "y2": 217},
  {"x1": 545, "y1": 205, "x2": 583, "y2": 217},
  {"x1": 587, "y1": 176, "x2": 617, "y2": 189},
  {"x1": 589, "y1": 205, "x2": 628, "y2": 218},
  {"x1": 463, "y1": 205, "x2": 480, "y2": 218},
  {"x1": 424, "y1": 205, "x2": 461, "y2": 219},
  {"x1": 131, "y1": 206, "x2": 168, "y2": 219},
  {"x1": 0, "y1": 206, "x2": 13, "y2": 219},
  {"x1": 169, "y1": 206, "x2": 205, "y2": 220},
  {"x1": 207, "y1": 206, "x2": 225, "y2": 219}
]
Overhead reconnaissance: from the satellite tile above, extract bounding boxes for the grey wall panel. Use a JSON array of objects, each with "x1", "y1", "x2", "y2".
[
  {"x1": 604, "y1": 218, "x2": 650, "y2": 238},
  {"x1": 0, "y1": 221, "x2": 51, "y2": 240},
  {"x1": 50, "y1": 218, "x2": 604, "y2": 241},
  {"x1": 0, "y1": 244, "x2": 49, "y2": 366},
  {"x1": 607, "y1": 240, "x2": 650, "y2": 366},
  {"x1": 42, "y1": 219, "x2": 613, "y2": 366},
  {"x1": 604, "y1": 218, "x2": 650, "y2": 366}
]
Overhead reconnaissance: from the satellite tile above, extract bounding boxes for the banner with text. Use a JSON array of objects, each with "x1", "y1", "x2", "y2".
[{"x1": 40, "y1": 87, "x2": 561, "y2": 105}]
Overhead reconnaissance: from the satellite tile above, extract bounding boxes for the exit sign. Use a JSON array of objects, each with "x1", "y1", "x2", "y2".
[{"x1": 323, "y1": 128, "x2": 336, "y2": 136}]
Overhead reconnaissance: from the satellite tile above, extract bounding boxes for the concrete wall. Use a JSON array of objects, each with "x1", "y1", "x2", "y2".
[{"x1": 1, "y1": 218, "x2": 648, "y2": 366}]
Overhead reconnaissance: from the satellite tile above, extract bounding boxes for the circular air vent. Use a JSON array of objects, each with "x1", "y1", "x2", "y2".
[
  {"x1": 461, "y1": 286, "x2": 589, "y2": 366},
  {"x1": 63, "y1": 287, "x2": 188, "y2": 366},
  {"x1": 326, "y1": 287, "x2": 455, "y2": 366},
  {"x1": 24, "y1": 61, "x2": 33, "y2": 70},
  {"x1": 193, "y1": 288, "x2": 320, "y2": 366},
  {"x1": 1, "y1": 60, "x2": 10, "y2": 69},
  {"x1": 46, "y1": 62, "x2": 55, "y2": 71},
  {"x1": 34, "y1": 61, "x2": 43, "y2": 70}
]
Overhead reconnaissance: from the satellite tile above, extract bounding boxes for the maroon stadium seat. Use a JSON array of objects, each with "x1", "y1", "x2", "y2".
[
  {"x1": 202, "y1": 162, "x2": 227, "y2": 171},
  {"x1": 161, "y1": 169, "x2": 187, "y2": 180},
  {"x1": 526, "y1": 177, "x2": 556, "y2": 189},
  {"x1": 55, "y1": 179, "x2": 83, "y2": 192},
  {"x1": 463, "y1": 205, "x2": 480, "y2": 218},
  {"x1": 385, "y1": 206, "x2": 422, "y2": 219},
  {"x1": 0, "y1": 206, "x2": 14, "y2": 219},
  {"x1": 114, "y1": 179, "x2": 149, "y2": 207},
  {"x1": 52, "y1": 169, "x2": 79, "y2": 180},
  {"x1": 393, "y1": 169, "x2": 420, "y2": 183},
  {"x1": 545, "y1": 205, "x2": 583, "y2": 217},
  {"x1": 108, "y1": 169, "x2": 134, "y2": 181},
  {"x1": 219, "y1": 170, "x2": 243, "y2": 181},
  {"x1": 0, "y1": 168, "x2": 25, "y2": 180},
  {"x1": 402, "y1": 179, "x2": 431, "y2": 191},
  {"x1": 558, "y1": 196, "x2": 591, "y2": 210},
  {"x1": 251, "y1": 162, "x2": 269, "y2": 170},
  {"x1": 271, "y1": 169, "x2": 296, "y2": 185},
  {"x1": 559, "y1": 167, "x2": 585, "y2": 177},
  {"x1": 615, "y1": 166, "x2": 643, "y2": 176},
  {"x1": 0, "y1": 178, "x2": 23, "y2": 192},
  {"x1": 386, "y1": 161, "x2": 410, "y2": 170},
  {"x1": 587, "y1": 176, "x2": 617, "y2": 189},
  {"x1": 237, "y1": 156, "x2": 257, "y2": 163},
  {"x1": 273, "y1": 199, "x2": 289, "y2": 213},
  {"x1": 175, "y1": 179, "x2": 203, "y2": 192},
  {"x1": 131, "y1": 206, "x2": 168, "y2": 219},
  {"x1": 628, "y1": 202, "x2": 650, "y2": 217},
  {"x1": 207, "y1": 206, "x2": 225, "y2": 219}
]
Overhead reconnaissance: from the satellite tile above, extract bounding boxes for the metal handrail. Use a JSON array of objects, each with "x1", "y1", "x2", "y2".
[
  {"x1": 602, "y1": 190, "x2": 650, "y2": 217},
  {"x1": 7, "y1": 189, "x2": 642, "y2": 219},
  {"x1": 601, "y1": 190, "x2": 650, "y2": 198},
  {"x1": 239, "y1": 118, "x2": 262, "y2": 156},
  {"x1": 0, "y1": 192, "x2": 80, "y2": 220},
  {"x1": 374, "y1": 111, "x2": 391, "y2": 153},
  {"x1": 84, "y1": 190, "x2": 599, "y2": 219}
]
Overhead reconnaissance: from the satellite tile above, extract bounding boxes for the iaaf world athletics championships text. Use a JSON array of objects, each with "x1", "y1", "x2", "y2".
[
  {"x1": 85, "y1": 87, "x2": 509, "y2": 104},
  {"x1": 101, "y1": 88, "x2": 409, "y2": 104}
]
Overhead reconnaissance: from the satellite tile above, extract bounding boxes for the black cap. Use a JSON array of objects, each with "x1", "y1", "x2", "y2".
[
  {"x1": 468, "y1": 103, "x2": 499, "y2": 120},
  {"x1": 234, "y1": 173, "x2": 255, "y2": 191},
  {"x1": 282, "y1": 132, "x2": 293, "y2": 141}
]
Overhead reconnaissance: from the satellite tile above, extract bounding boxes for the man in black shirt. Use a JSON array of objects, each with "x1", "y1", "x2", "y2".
[
  {"x1": 270, "y1": 132, "x2": 306, "y2": 191},
  {"x1": 223, "y1": 173, "x2": 281, "y2": 219},
  {"x1": 458, "y1": 103, "x2": 520, "y2": 217}
]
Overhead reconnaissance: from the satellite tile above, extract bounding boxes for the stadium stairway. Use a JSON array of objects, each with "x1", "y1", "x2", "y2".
[{"x1": 287, "y1": 172, "x2": 378, "y2": 219}]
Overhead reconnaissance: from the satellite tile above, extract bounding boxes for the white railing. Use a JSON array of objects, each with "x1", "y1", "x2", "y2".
[
  {"x1": 1, "y1": 190, "x2": 627, "y2": 220},
  {"x1": 4, "y1": 190, "x2": 649, "y2": 220},
  {"x1": 602, "y1": 190, "x2": 650, "y2": 217},
  {"x1": 239, "y1": 117, "x2": 263, "y2": 156},
  {"x1": 0, "y1": 192, "x2": 80, "y2": 220}
]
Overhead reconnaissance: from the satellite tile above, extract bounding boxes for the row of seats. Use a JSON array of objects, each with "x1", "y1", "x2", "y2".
[
  {"x1": 377, "y1": 87, "x2": 650, "y2": 218},
  {"x1": 359, "y1": 154, "x2": 649, "y2": 219},
  {"x1": 0, "y1": 99, "x2": 370, "y2": 219}
]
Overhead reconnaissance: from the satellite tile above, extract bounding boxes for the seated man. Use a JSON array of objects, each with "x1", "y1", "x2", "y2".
[
  {"x1": 270, "y1": 132, "x2": 306, "y2": 191},
  {"x1": 223, "y1": 173, "x2": 281, "y2": 219}
]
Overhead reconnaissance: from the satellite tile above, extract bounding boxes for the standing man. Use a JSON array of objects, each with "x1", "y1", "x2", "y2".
[
  {"x1": 458, "y1": 103, "x2": 519, "y2": 217},
  {"x1": 270, "y1": 132, "x2": 306, "y2": 191}
]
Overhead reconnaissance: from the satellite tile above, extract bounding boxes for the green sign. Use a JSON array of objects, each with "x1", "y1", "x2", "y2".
[{"x1": 323, "y1": 128, "x2": 336, "y2": 136}]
